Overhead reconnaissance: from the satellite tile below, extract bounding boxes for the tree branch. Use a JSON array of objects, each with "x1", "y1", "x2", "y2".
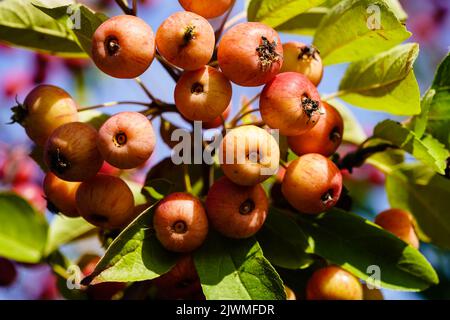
[
  {"x1": 132, "y1": 0, "x2": 137, "y2": 15},
  {"x1": 114, "y1": 0, "x2": 133, "y2": 15},
  {"x1": 215, "y1": 0, "x2": 236, "y2": 45},
  {"x1": 338, "y1": 143, "x2": 397, "y2": 172},
  {"x1": 78, "y1": 101, "x2": 151, "y2": 112},
  {"x1": 156, "y1": 53, "x2": 180, "y2": 82}
]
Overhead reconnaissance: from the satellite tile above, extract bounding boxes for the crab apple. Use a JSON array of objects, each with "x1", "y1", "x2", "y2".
[
  {"x1": 280, "y1": 42, "x2": 323, "y2": 86},
  {"x1": 153, "y1": 193, "x2": 208, "y2": 253},
  {"x1": 76, "y1": 174, "x2": 135, "y2": 229},
  {"x1": 44, "y1": 122, "x2": 103, "y2": 182},
  {"x1": 152, "y1": 254, "x2": 204, "y2": 300},
  {"x1": 43, "y1": 172, "x2": 80, "y2": 217},
  {"x1": 12, "y1": 182, "x2": 46, "y2": 212},
  {"x1": 260, "y1": 72, "x2": 322, "y2": 136},
  {"x1": 288, "y1": 101, "x2": 343, "y2": 157},
  {"x1": 0, "y1": 257, "x2": 17, "y2": 287},
  {"x1": 178, "y1": 0, "x2": 233, "y2": 19},
  {"x1": 282, "y1": 154, "x2": 342, "y2": 214},
  {"x1": 306, "y1": 265, "x2": 363, "y2": 300},
  {"x1": 91, "y1": 15, "x2": 155, "y2": 78},
  {"x1": 156, "y1": 11, "x2": 214, "y2": 70},
  {"x1": 375, "y1": 208, "x2": 419, "y2": 249},
  {"x1": 97, "y1": 112, "x2": 156, "y2": 169},
  {"x1": 11, "y1": 85, "x2": 78, "y2": 146},
  {"x1": 205, "y1": 177, "x2": 268, "y2": 239},
  {"x1": 218, "y1": 22, "x2": 283, "y2": 87},
  {"x1": 175, "y1": 66, "x2": 232, "y2": 121},
  {"x1": 202, "y1": 104, "x2": 231, "y2": 129},
  {"x1": 220, "y1": 125, "x2": 280, "y2": 186}
]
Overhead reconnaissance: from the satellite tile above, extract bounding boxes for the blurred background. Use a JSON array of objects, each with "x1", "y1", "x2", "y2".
[{"x1": 0, "y1": 0, "x2": 449, "y2": 299}]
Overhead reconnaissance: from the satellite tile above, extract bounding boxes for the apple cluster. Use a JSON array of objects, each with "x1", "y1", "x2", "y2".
[
  {"x1": 11, "y1": 84, "x2": 156, "y2": 230},
  {"x1": 7, "y1": 0, "x2": 421, "y2": 300}
]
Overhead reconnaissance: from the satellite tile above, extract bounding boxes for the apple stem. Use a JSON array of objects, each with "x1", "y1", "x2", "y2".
[
  {"x1": 114, "y1": 0, "x2": 133, "y2": 15},
  {"x1": 183, "y1": 164, "x2": 193, "y2": 194},
  {"x1": 228, "y1": 93, "x2": 261, "y2": 127},
  {"x1": 230, "y1": 108, "x2": 260, "y2": 127},
  {"x1": 78, "y1": 101, "x2": 151, "y2": 112},
  {"x1": 233, "y1": 120, "x2": 265, "y2": 128},
  {"x1": 321, "y1": 90, "x2": 348, "y2": 101},
  {"x1": 156, "y1": 53, "x2": 181, "y2": 82},
  {"x1": 52, "y1": 265, "x2": 71, "y2": 281},
  {"x1": 215, "y1": 0, "x2": 237, "y2": 45},
  {"x1": 134, "y1": 77, "x2": 157, "y2": 101},
  {"x1": 224, "y1": 10, "x2": 247, "y2": 31}
]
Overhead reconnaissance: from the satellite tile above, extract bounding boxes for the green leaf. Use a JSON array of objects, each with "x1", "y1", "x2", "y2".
[
  {"x1": 338, "y1": 43, "x2": 421, "y2": 115},
  {"x1": 326, "y1": 99, "x2": 367, "y2": 145},
  {"x1": 426, "y1": 120, "x2": 450, "y2": 150},
  {"x1": 297, "y1": 208, "x2": 439, "y2": 291},
  {"x1": 431, "y1": 53, "x2": 450, "y2": 94},
  {"x1": 257, "y1": 208, "x2": 313, "y2": 269},
  {"x1": 125, "y1": 179, "x2": 148, "y2": 206},
  {"x1": 386, "y1": 163, "x2": 450, "y2": 250},
  {"x1": 145, "y1": 158, "x2": 204, "y2": 197},
  {"x1": 33, "y1": 1, "x2": 107, "y2": 55},
  {"x1": 83, "y1": 205, "x2": 177, "y2": 284},
  {"x1": 142, "y1": 178, "x2": 174, "y2": 204},
  {"x1": 45, "y1": 216, "x2": 95, "y2": 255},
  {"x1": 426, "y1": 53, "x2": 450, "y2": 149},
  {"x1": 0, "y1": 0, "x2": 85, "y2": 57},
  {"x1": 373, "y1": 120, "x2": 448, "y2": 174},
  {"x1": 384, "y1": 0, "x2": 407, "y2": 21},
  {"x1": 407, "y1": 89, "x2": 435, "y2": 139},
  {"x1": 0, "y1": 193, "x2": 48, "y2": 263},
  {"x1": 313, "y1": 0, "x2": 411, "y2": 65},
  {"x1": 194, "y1": 233, "x2": 286, "y2": 300},
  {"x1": 247, "y1": 0, "x2": 326, "y2": 28},
  {"x1": 275, "y1": 7, "x2": 329, "y2": 36},
  {"x1": 274, "y1": 0, "x2": 342, "y2": 35},
  {"x1": 406, "y1": 54, "x2": 450, "y2": 148}
]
